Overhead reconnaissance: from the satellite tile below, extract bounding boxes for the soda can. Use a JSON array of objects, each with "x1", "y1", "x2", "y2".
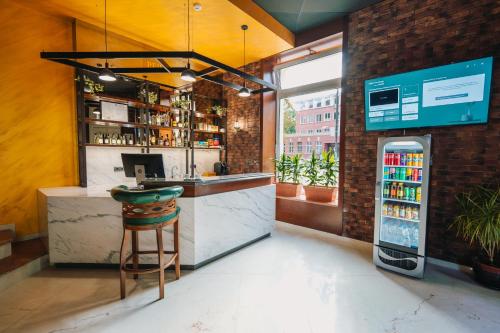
[
  {"x1": 406, "y1": 168, "x2": 412, "y2": 180},
  {"x1": 416, "y1": 187, "x2": 422, "y2": 203},
  {"x1": 418, "y1": 153, "x2": 424, "y2": 167},
  {"x1": 383, "y1": 167, "x2": 388, "y2": 179},
  {"x1": 413, "y1": 153, "x2": 418, "y2": 166},
  {"x1": 404, "y1": 187, "x2": 410, "y2": 200},
  {"x1": 407, "y1": 153, "x2": 413, "y2": 166},
  {"x1": 400, "y1": 153, "x2": 406, "y2": 166},
  {"x1": 395, "y1": 168, "x2": 400, "y2": 180},
  {"x1": 384, "y1": 153, "x2": 388, "y2": 165},
  {"x1": 410, "y1": 187, "x2": 416, "y2": 201},
  {"x1": 394, "y1": 153, "x2": 400, "y2": 166},
  {"x1": 388, "y1": 153, "x2": 394, "y2": 165},
  {"x1": 418, "y1": 169, "x2": 422, "y2": 181},
  {"x1": 412, "y1": 168, "x2": 419, "y2": 182}
]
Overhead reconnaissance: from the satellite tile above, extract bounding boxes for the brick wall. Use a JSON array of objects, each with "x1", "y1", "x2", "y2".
[
  {"x1": 223, "y1": 61, "x2": 262, "y2": 173},
  {"x1": 343, "y1": 0, "x2": 500, "y2": 264}
]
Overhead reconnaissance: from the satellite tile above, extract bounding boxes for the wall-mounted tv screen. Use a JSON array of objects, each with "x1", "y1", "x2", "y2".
[{"x1": 364, "y1": 57, "x2": 493, "y2": 131}]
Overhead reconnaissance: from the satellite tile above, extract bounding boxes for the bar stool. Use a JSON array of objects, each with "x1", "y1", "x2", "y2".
[{"x1": 111, "y1": 185, "x2": 184, "y2": 299}]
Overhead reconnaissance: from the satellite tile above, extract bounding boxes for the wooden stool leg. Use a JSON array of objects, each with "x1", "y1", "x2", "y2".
[
  {"x1": 120, "y1": 229, "x2": 131, "y2": 299},
  {"x1": 132, "y1": 231, "x2": 139, "y2": 280},
  {"x1": 174, "y1": 219, "x2": 180, "y2": 280},
  {"x1": 156, "y1": 227, "x2": 165, "y2": 299}
]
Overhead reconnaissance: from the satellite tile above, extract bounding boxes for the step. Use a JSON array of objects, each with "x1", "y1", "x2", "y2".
[{"x1": 0, "y1": 230, "x2": 14, "y2": 260}]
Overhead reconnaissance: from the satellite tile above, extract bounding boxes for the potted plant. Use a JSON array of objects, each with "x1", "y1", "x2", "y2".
[
  {"x1": 303, "y1": 149, "x2": 339, "y2": 203},
  {"x1": 274, "y1": 154, "x2": 300, "y2": 197},
  {"x1": 320, "y1": 148, "x2": 339, "y2": 202},
  {"x1": 451, "y1": 185, "x2": 500, "y2": 289}
]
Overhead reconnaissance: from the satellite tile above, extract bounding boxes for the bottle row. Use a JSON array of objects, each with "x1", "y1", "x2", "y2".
[
  {"x1": 91, "y1": 130, "x2": 189, "y2": 148},
  {"x1": 380, "y1": 219, "x2": 419, "y2": 249},
  {"x1": 384, "y1": 167, "x2": 422, "y2": 182},
  {"x1": 149, "y1": 111, "x2": 189, "y2": 128},
  {"x1": 384, "y1": 152, "x2": 423, "y2": 167},
  {"x1": 383, "y1": 182, "x2": 421, "y2": 202},
  {"x1": 382, "y1": 203, "x2": 420, "y2": 221}
]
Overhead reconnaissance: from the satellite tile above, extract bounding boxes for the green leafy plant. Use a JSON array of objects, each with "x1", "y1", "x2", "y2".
[
  {"x1": 451, "y1": 185, "x2": 500, "y2": 265},
  {"x1": 274, "y1": 154, "x2": 290, "y2": 183},
  {"x1": 320, "y1": 148, "x2": 339, "y2": 187},
  {"x1": 289, "y1": 154, "x2": 303, "y2": 184},
  {"x1": 303, "y1": 150, "x2": 321, "y2": 186},
  {"x1": 210, "y1": 105, "x2": 228, "y2": 116},
  {"x1": 83, "y1": 75, "x2": 104, "y2": 95}
]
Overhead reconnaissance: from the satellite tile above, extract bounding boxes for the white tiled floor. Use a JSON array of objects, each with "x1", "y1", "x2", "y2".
[{"x1": 0, "y1": 222, "x2": 499, "y2": 333}]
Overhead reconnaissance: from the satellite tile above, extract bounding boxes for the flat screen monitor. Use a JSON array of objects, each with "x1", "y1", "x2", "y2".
[
  {"x1": 364, "y1": 56, "x2": 493, "y2": 131},
  {"x1": 121, "y1": 154, "x2": 165, "y2": 178}
]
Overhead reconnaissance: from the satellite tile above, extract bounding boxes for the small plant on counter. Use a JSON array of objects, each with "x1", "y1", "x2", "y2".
[
  {"x1": 451, "y1": 185, "x2": 500, "y2": 289},
  {"x1": 83, "y1": 75, "x2": 104, "y2": 95},
  {"x1": 210, "y1": 105, "x2": 228, "y2": 116}
]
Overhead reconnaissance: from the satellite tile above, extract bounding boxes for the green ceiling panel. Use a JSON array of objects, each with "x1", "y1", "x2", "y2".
[{"x1": 253, "y1": 0, "x2": 381, "y2": 32}]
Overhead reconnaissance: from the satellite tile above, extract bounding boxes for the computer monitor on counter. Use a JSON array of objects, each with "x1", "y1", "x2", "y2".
[{"x1": 121, "y1": 153, "x2": 165, "y2": 183}]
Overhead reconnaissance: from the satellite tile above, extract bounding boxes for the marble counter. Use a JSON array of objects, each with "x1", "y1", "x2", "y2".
[{"x1": 38, "y1": 182, "x2": 275, "y2": 268}]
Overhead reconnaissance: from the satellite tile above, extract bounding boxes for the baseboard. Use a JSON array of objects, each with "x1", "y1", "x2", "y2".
[
  {"x1": 427, "y1": 256, "x2": 472, "y2": 272},
  {"x1": 0, "y1": 255, "x2": 49, "y2": 292},
  {"x1": 0, "y1": 224, "x2": 15, "y2": 234},
  {"x1": 54, "y1": 233, "x2": 272, "y2": 271}
]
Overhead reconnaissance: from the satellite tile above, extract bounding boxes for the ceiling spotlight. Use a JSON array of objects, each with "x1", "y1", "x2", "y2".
[
  {"x1": 193, "y1": 3, "x2": 202, "y2": 11},
  {"x1": 99, "y1": 62, "x2": 116, "y2": 81},
  {"x1": 238, "y1": 87, "x2": 251, "y2": 97}
]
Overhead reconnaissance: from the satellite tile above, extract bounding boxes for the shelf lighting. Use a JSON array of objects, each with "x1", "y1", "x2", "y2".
[
  {"x1": 238, "y1": 24, "x2": 251, "y2": 97},
  {"x1": 181, "y1": 0, "x2": 197, "y2": 82}
]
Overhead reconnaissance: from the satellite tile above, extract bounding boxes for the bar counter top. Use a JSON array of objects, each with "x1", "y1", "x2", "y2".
[{"x1": 142, "y1": 173, "x2": 274, "y2": 197}]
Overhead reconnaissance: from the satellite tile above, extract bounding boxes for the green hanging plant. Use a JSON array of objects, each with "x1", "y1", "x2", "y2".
[{"x1": 83, "y1": 75, "x2": 104, "y2": 95}]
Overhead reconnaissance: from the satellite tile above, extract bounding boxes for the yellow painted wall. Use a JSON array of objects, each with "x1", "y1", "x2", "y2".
[{"x1": 0, "y1": 1, "x2": 78, "y2": 237}]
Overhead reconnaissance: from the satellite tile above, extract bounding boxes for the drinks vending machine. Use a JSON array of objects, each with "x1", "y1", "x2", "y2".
[{"x1": 373, "y1": 135, "x2": 431, "y2": 278}]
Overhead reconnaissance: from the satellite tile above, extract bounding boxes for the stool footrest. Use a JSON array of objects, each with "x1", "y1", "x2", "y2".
[{"x1": 122, "y1": 253, "x2": 178, "y2": 274}]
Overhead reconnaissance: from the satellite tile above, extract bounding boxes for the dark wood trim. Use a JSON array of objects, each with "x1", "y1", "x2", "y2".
[
  {"x1": 76, "y1": 69, "x2": 87, "y2": 187},
  {"x1": 260, "y1": 57, "x2": 278, "y2": 173},
  {"x1": 142, "y1": 176, "x2": 273, "y2": 197},
  {"x1": 276, "y1": 197, "x2": 342, "y2": 235},
  {"x1": 295, "y1": 17, "x2": 345, "y2": 47},
  {"x1": 338, "y1": 17, "x2": 349, "y2": 235},
  {"x1": 84, "y1": 93, "x2": 169, "y2": 112}
]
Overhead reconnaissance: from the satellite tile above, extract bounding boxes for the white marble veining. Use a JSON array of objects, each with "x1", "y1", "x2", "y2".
[
  {"x1": 38, "y1": 184, "x2": 275, "y2": 267},
  {"x1": 0, "y1": 222, "x2": 498, "y2": 333},
  {"x1": 85, "y1": 146, "x2": 220, "y2": 186}
]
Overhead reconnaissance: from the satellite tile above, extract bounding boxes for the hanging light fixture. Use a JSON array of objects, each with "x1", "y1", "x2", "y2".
[
  {"x1": 98, "y1": 0, "x2": 116, "y2": 82},
  {"x1": 181, "y1": 0, "x2": 197, "y2": 82},
  {"x1": 238, "y1": 24, "x2": 251, "y2": 97}
]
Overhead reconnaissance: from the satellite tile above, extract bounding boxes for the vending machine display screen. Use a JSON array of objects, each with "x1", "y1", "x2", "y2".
[{"x1": 364, "y1": 57, "x2": 493, "y2": 131}]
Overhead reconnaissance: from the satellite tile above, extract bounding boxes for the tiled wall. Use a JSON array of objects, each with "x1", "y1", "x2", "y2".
[{"x1": 343, "y1": 0, "x2": 500, "y2": 264}]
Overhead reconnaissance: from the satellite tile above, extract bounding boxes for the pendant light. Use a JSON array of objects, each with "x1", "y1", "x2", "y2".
[
  {"x1": 238, "y1": 24, "x2": 251, "y2": 97},
  {"x1": 181, "y1": 0, "x2": 197, "y2": 82},
  {"x1": 98, "y1": 0, "x2": 116, "y2": 82}
]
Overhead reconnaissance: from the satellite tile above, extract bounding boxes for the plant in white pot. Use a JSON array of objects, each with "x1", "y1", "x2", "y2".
[
  {"x1": 451, "y1": 185, "x2": 500, "y2": 289},
  {"x1": 274, "y1": 154, "x2": 296, "y2": 197}
]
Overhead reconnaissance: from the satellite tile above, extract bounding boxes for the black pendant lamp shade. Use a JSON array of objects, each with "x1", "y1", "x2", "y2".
[
  {"x1": 99, "y1": 62, "x2": 117, "y2": 81},
  {"x1": 98, "y1": 0, "x2": 116, "y2": 82},
  {"x1": 238, "y1": 24, "x2": 250, "y2": 97},
  {"x1": 181, "y1": 63, "x2": 196, "y2": 82},
  {"x1": 181, "y1": 0, "x2": 197, "y2": 82}
]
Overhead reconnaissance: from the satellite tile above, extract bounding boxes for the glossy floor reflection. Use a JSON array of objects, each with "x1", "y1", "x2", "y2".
[{"x1": 0, "y1": 222, "x2": 499, "y2": 333}]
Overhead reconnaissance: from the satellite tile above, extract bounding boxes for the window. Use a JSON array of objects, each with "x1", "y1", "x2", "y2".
[
  {"x1": 316, "y1": 114, "x2": 322, "y2": 122},
  {"x1": 324, "y1": 128, "x2": 331, "y2": 133},
  {"x1": 308, "y1": 129, "x2": 314, "y2": 134},
  {"x1": 308, "y1": 115, "x2": 314, "y2": 123},
  {"x1": 316, "y1": 128, "x2": 322, "y2": 134},
  {"x1": 288, "y1": 143, "x2": 294, "y2": 153},
  {"x1": 308, "y1": 100, "x2": 313, "y2": 108},
  {"x1": 297, "y1": 142, "x2": 303, "y2": 153},
  {"x1": 300, "y1": 116, "x2": 307, "y2": 124},
  {"x1": 315, "y1": 99, "x2": 322, "y2": 108},
  {"x1": 306, "y1": 142, "x2": 312, "y2": 153},
  {"x1": 325, "y1": 98, "x2": 331, "y2": 106},
  {"x1": 325, "y1": 112, "x2": 331, "y2": 121},
  {"x1": 316, "y1": 141, "x2": 322, "y2": 154}
]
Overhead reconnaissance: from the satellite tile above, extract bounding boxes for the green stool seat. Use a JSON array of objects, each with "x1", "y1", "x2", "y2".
[{"x1": 110, "y1": 185, "x2": 184, "y2": 300}]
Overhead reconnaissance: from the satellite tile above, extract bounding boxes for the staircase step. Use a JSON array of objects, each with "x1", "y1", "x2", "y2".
[{"x1": 0, "y1": 230, "x2": 15, "y2": 246}]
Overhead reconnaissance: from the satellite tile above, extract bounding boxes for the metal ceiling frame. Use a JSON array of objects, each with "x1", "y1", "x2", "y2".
[{"x1": 40, "y1": 50, "x2": 276, "y2": 94}]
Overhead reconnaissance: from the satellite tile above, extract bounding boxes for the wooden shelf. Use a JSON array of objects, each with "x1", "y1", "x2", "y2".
[
  {"x1": 85, "y1": 118, "x2": 145, "y2": 128},
  {"x1": 84, "y1": 93, "x2": 170, "y2": 112},
  {"x1": 194, "y1": 129, "x2": 226, "y2": 134},
  {"x1": 193, "y1": 146, "x2": 224, "y2": 150},
  {"x1": 85, "y1": 144, "x2": 187, "y2": 149},
  {"x1": 194, "y1": 112, "x2": 225, "y2": 119}
]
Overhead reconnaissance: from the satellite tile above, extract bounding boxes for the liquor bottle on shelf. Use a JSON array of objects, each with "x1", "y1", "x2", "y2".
[
  {"x1": 128, "y1": 134, "x2": 134, "y2": 145},
  {"x1": 104, "y1": 134, "x2": 110, "y2": 144},
  {"x1": 164, "y1": 134, "x2": 170, "y2": 147},
  {"x1": 150, "y1": 130, "x2": 156, "y2": 146},
  {"x1": 158, "y1": 135, "x2": 164, "y2": 146}
]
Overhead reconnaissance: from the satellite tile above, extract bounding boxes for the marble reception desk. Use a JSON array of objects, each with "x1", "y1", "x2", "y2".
[{"x1": 38, "y1": 174, "x2": 275, "y2": 269}]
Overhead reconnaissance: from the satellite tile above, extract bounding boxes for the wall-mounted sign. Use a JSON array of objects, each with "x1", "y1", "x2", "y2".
[
  {"x1": 101, "y1": 101, "x2": 128, "y2": 122},
  {"x1": 364, "y1": 57, "x2": 493, "y2": 131}
]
